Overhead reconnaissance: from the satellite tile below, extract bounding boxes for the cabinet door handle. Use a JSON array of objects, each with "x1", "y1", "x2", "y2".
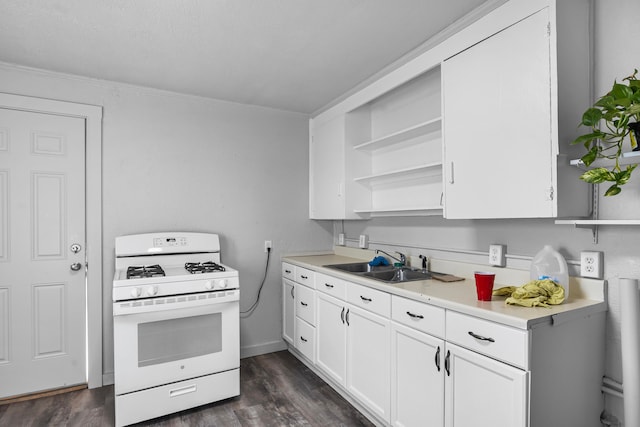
[
  {"x1": 468, "y1": 331, "x2": 495, "y2": 342},
  {"x1": 406, "y1": 311, "x2": 424, "y2": 319},
  {"x1": 341, "y1": 307, "x2": 345, "y2": 324},
  {"x1": 444, "y1": 350, "x2": 451, "y2": 376},
  {"x1": 300, "y1": 336, "x2": 308, "y2": 343},
  {"x1": 300, "y1": 275, "x2": 308, "y2": 280},
  {"x1": 360, "y1": 296, "x2": 372, "y2": 302},
  {"x1": 324, "y1": 283, "x2": 334, "y2": 288},
  {"x1": 346, "y1": 308, "x2": 350, "y2": 326},
  {"x1": 290, "y1": 287, "x2": 294, "y2": 298},
  {"x1": 449, "y1": 161, "x2": 455, "y2": 184},
  {"x1": 300, "y1": 301, "x2": 308, "y2": 307},
  {"x1": 435, "y1": 346, "x2": 441, "y2": 372}
]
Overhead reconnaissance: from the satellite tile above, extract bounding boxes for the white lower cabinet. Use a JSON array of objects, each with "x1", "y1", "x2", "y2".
[
  {"x1": 282, "y1": 278, "x2": 295, "y2": 345},
  {"x1": 284, "y1": 263, "x2": 604, "y2": 427},
  {"x1": 391, "y1": 322, "x2": 444, "y2": 427},
  {"x1": 346, "y1": 304, "x2": 391, "y2": 423},
  {"x1": 444, "y1": 343, "x2": 528, "y2": 427},
  {"x1": 316, "y1": 291, "x2": 347, "y2": 386}
]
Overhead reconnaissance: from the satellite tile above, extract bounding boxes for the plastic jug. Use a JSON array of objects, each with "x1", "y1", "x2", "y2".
[{"x1": 530, "y1": 245, "x2": 569, "y2": 299}]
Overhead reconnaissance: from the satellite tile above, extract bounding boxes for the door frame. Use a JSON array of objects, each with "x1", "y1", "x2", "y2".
[{"x1": 0, "y1": 92, "x2": 103, "y2": 389}]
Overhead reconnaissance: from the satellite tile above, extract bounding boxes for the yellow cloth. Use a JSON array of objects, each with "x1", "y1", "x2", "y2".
[{"x1": 492, "y1": 279, "x2": 565, "y2": 307}]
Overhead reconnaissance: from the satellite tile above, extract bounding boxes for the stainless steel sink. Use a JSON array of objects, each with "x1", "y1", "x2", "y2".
[
  {"x1": 324, "y1": 262, "x2": 431, "y2": 283},
  {"x1": 363, "y1": 268, "x2": 432, "y2": 283}
]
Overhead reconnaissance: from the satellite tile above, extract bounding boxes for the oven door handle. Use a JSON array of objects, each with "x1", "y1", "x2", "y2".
[{"x1": 169, "y1": 384, "x2": 197, "y2": 398}]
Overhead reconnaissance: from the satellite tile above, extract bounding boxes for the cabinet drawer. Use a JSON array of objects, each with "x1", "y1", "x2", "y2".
[
  {"x1": 282, "y1": 262, "x2": 295, "y2": 280},
  {"x1": 316, "y1": 272, "x2": 347, "y2": 299},
  {"x1": 296, "y1": 284, "x2": 316, "y2": 326},
  {"x1": 347, "y1": 283, "x2": 390, "y2": 317},
  {"x1": 295, "y1": 266, "x2": 315, "y2": 288},
  {"x1": 392, "y1": 296, "x2": 445, "y2": 339},
  {"x1": 446, "y1": 311, "x2": 529, "y2": 369},
  {"x1": 296, "y1": 317, "x2": 315, "y2": 363}
]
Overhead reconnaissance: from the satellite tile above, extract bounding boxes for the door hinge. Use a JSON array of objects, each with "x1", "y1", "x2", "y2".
[
  {"x1": 547, "y1": 22, "x2": 551, "y2": 36},
  {"x1": 547, "y1": 186, "x2": 555, "y2": 201}
]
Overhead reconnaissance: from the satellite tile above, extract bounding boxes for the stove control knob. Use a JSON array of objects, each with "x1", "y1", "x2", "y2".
[
  {"x1": 130, "y1": 288, "x2": 141, "y2": 298},
  {"x1": 146, "y1": 286, "x2": 158, "y2": 296},
  {"x1": 217, "y1": 279, "x2": 228, "y2": 289},
  {"x1": 205, "y1": 280, "x2": 214, "y2": 290}
]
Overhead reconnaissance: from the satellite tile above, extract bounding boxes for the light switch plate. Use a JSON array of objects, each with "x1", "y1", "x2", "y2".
[{"x1": 338, "y1": 233, "x2": 345, "y2": 246}]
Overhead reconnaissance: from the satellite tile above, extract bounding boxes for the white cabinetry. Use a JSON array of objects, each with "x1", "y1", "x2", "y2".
[
  {"x1": 282, "y1": 263, "x2": 295, "y2": 345},
  {"x1": 442, "y1": 1, "x2": 591, "y2": 219},
  {"x1": 391, "y1": 296, "x2": 445, "y2": 427},
  {"x1": 444, "y1": 343, "x2": 528, "y2": 427},
  {"x1": 281, "y1": 262, "x2": 316, "y2": 362}
]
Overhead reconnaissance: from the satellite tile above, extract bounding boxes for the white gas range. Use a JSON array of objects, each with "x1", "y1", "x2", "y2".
[{"x1": 112, "y1": 232, "x2": 240, "y2": 427}]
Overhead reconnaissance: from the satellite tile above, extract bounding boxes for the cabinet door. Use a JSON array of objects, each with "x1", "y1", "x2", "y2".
[
  {"x1": 309, "y1": 115, "x2": 347, "y2": 219},
  {"x1": 391, "y1": 322, "x2": 445, "y2": 427},
  {"x1": 316, "y1": 292, "x2": 347, "y2": 387},
  {"x1": 444, "y1": 343, "x2": 528, "y2": 427},
  {"x1": 443, "y1": 8, "x2": 554, "y2": 219},
  {"x1": 346, "y1": 305, "x2": 391, "y2": 423},
  {"x1": 282, "y1": 279, "x2": 295, "y2": 344}
]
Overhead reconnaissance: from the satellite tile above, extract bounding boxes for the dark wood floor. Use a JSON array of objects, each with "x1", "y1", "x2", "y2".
[{"x1": 0, "y1": 350, "x2": 375, "y2": 427}]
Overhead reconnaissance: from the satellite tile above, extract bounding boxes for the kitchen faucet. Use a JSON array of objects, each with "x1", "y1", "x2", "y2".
[{"x1": 376, "y1": 249, "x2": 406, "y2": 266}]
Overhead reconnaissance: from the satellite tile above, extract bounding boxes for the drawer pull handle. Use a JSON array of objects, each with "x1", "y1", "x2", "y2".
[
  {"x1": 300, "y1": 275, "x2": 308, "y2": 279},
  {"x1": 444, "y1": 350, "x2": 451, "y2": 376},
  {"x1": 300, "y1": 336, "x2": 308, "y2": 342},
  {"x1": 170, "y1": 384, "x2": 197, "y2": 398},
  {"x1": 341, "y1": 307, "x2": 345, "y2": 324},
  {"x1": 285, "y1": 269, "x2": 292, "y2": 274},
  {"x1": 406, "y1": 311, "x2": 424, "y2": 319},
  {"x1": 435, "y1": 346, "x2": 441, "y2": 372},
  {"x1": 468, "y1": 331, "x2": 495, "y2": 342},
  {"x1": 300, "y1": 301, "x2": 308, "y2": 306},
  {"x1": 325, "y1": 283, "x2": 334, "y2": 288},
  {"x1": 360, "y1": 296, "x2": 372, "y2": 302}
]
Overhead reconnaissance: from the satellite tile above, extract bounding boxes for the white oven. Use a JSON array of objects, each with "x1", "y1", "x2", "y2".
[{"x1": 112, "y1": 232, "x2": 240, "y2": 427}]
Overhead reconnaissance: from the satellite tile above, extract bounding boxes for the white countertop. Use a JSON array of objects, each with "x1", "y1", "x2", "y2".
[{"x1": 282, "y1": 248, "x2": 607, "y2": 330}]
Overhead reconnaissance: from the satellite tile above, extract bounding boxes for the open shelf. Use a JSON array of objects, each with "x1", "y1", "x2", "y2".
[
  {"x1": 570, "y1": 151, "x2": 640, "y2": 168},
  {"x1": 353, "y1": 117, "x2": 442, "y2": 151},
  {"x1": 353, "y1": 206, "x2": 444, "y2": 217},
  {"x1": 353, "y1": 163, "x2": 443, "y2": 186},
  {"x1": 555, "y1": 219, "x2": 640, "y2": 226}
]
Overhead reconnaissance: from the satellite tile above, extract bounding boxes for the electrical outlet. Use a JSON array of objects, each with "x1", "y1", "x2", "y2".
[
  {"x1": 489, "y1": 244, "x2": 506, "y2": 267},
  {"x1": 581, "y1": 251, "x2": 603, "y2": 278},
  {"x1": 358, "y1": 234, "x2": 369, "y2": 249},
  {"x1": 338, "y1": 233, "x2": 345, "y2": 246},
  {"x1": 264, "y1": 240, "x2": 272, "y2": 253}
]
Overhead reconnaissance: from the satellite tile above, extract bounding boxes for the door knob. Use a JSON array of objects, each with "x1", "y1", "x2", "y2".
[
  {"x1": 70, "y1": 243, "x2": 82, "y2": 253},
  {"x1": 70, "y1": 262, "x2": 82, "y2": 271}
]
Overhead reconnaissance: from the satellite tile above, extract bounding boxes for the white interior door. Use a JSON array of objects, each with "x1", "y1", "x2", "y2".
[{"x1": 0, "y1": 107, "x2": 86, "y2": 398}]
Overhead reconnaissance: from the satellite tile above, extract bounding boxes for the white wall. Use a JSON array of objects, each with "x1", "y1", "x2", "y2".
[
  {"x1": 0, "y1": 63, "x2": 334, "y2": 378},
  {"x1": 326, "y1": 1, "x2": 640, "y2": 424}
]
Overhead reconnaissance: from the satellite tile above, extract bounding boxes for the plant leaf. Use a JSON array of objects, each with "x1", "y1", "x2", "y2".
[
  {"x1": 571, "y1": 132, "x2": 601, "y2": 146},
  {"x1": 580, "y1": 108, "x2": 602, "y2": 126},
  {"x1": 580, "y1": 147, "x2": 598, "y2": 166},
  {"x1": 604, "y1": 184, "x2": 622, "y2": 196},
  {"x1": 580, "y1": 168, "x2": 615, "y2": 184}
]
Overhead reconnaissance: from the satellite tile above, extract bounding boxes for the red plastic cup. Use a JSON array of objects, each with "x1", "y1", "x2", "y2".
[{"x1": 474, "y1": 272, "x2": 495, "y2": 301}]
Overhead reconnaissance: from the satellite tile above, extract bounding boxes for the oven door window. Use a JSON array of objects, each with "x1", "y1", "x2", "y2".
[{"x1": 138, "y1": 313, "x2": 222, "y2": 367}]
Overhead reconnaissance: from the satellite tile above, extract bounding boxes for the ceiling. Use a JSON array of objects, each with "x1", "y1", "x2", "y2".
[{"x1": 0, "y1": 0, "x2": 490, "y2": 114}]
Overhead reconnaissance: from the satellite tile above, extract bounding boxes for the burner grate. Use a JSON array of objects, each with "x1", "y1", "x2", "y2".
[
  {"x1": 185, "y1": 261, "x2": 226, "y2": 274},
  {"x1": 127, "y1": 265, "x2": 165, "y2": 279}
]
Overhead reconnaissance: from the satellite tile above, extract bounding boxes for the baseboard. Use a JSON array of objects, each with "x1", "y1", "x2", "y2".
[{"x1": 240, "y1": 339, "x2": 287, "y2": 359}]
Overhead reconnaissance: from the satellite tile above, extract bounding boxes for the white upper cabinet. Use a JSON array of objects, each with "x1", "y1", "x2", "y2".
[
  {"x1": 442, "y1": 0, "x2": 592, "y2": 219},
  {"x1": 310, "y1": 0, "x2": 592, "y2": 220}
]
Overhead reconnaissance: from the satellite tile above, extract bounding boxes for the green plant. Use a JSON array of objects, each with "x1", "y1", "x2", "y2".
[{"x1": 571, "y1": 69, "x2": 640, "y2": 196}]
